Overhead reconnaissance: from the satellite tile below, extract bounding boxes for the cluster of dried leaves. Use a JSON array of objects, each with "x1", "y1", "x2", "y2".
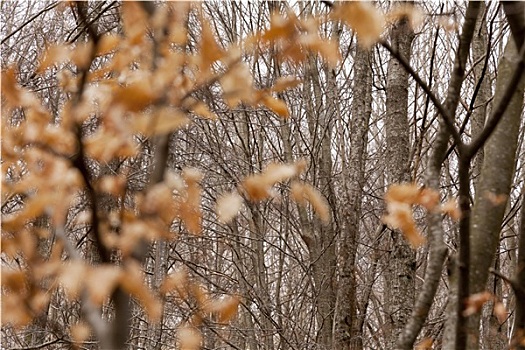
[
  {"x1": 0, "y1": 2, "x2": 341, "y2": 347},
  {"x1": 382, "y1": 183, "x2": 460, "y2": 247},
  {"x1": 1, "y1": 2, "x2": 459, "y2": 347}
]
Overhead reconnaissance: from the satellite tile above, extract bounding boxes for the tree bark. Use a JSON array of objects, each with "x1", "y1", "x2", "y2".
[
  {"x1": 383, "y1": 12, "x2": 415, "y2": 349},
  {"x1": 467, "y1": 36, "x2": 525, "y2": 349},
  {"x1": 334, "y1": 43, "x2": 372, "y2": 350}
]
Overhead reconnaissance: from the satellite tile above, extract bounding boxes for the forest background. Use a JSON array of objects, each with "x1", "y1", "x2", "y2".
[{"x1": 1, "y1": 1, "x2": 525, "y2": 350}]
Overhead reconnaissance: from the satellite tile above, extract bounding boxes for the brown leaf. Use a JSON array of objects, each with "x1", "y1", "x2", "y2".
[
  {"x1": 96, "y1": 34, "x2": 120, "y2": 56},
  {"x1": 192, "y1": 102, "x2": 218, "y2": 120},
  {"x1": 216, "y1": 191, "x2": 244, "y2": 223},
  {"x1": 332, "y1": 2, "x2": 385, "y2": 48},
  {"x1": 260, "y1": 95, "x2": 290, "y2": 118},
  {"x1": 120, "y1": 261, "x2": 162, "y2": 322},
  {"x1": 70, "y1": 323, "x2": 91, "y2": 344},
  {"x1": 59, "y1": 261, "x2": 87, "y2": 299},
  {"x1": 484, "y1": 191, "x2": 508, "y2": 206},
  {"x1": 203, "y1": 295, "x2": 240, "y2": 324},
  {"x1": 199, "y1": 19, "x2": 225, "y2": 71},
  {"x1": 493, "y1": 302, "x2": 508, "y2": 324},
  {"x1": 463, "y1": 291, "x2": 492, "y2": 316},
  {"x1": 383, "y1": 202, "x2": 425, "y2": 248},
  {"x1": 290, "y1": 181, "x2": 330, "y2": 223},
  {"x1": 220, "y1": 62, "x2": 254, "y2": 107},
  {"x1": 272, "y1": 76, "x2": 302, "y2": 92},
  {"x1": 387, "y1": 3, "x2": 425, "y2": 31},
  {"x1": 160, "y1": 269, "x2": 189, "y2": 300},
  {"x1": 86, "y1": 265, "x2": 122, "y2": 305},
  {"x1": 418, "y1": 188, "x2": 440, "y2": 210},
  {"x1": 113, "y1": 82, "x2": 156, "y2": 112},
  {"x1": 177, "y1": 324, "x2": 202, "y2": 350},
  {"x1": 37, "y1": 44, "x2": 71, "y2": 73},
  {"x1": 385, "y1": 183, "x2": 421, "y2": 204},
  {"x1": 441, "y1": 198, "x2": 461, "y2": 221},
  {"x1": 415, "y1": 338, "x2": 433, "y2": 350}
]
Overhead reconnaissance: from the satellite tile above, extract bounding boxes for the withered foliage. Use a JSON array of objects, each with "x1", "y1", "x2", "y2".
[
  {"x1": 1, "y1": 2, "x2": 468, "y2": 349},
  {"x1": 1, "y1": 2, "x2": 343, "y2": 346}
]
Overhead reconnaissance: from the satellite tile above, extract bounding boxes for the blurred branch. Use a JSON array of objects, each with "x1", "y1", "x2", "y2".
[{"x1": 1, "y1": 2, "x2": 59, "y2": 45}]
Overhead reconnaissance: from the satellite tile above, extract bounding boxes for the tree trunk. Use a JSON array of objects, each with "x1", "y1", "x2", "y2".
[
  {"x1": 384, "y1": 12, "x2": 415, "y2": 349},
  {"x1": 467, "y1": 37, "x2": 525, "y2": 349},
  {"x1": 334, "y1": 43, "x2": 372, "y2": 350}
]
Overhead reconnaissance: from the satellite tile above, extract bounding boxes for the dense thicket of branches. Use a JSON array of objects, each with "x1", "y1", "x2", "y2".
[{"x1": 2, "y1": 1, "x2": 525, "y2": 350}]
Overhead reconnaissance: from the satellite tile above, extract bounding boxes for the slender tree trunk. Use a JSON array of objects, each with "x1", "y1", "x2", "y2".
[
  {"x1": 384, "y1": 13, "x2": 415, "y2": 349},
  {"x1": 512, "y1": 190, "x2": 525, "y2": 350},
  {"x1": 334, "y1": 43, "x2": 372, "y2": 350},
  {"x1": 467, "y1": 36, "x2": 525, "y2": 349}
]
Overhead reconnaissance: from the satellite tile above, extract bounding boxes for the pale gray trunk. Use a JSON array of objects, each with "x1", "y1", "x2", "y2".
[
  {"x1": 384, "y1": 14, "x2": 415, "y2": 349},
  {"x1": 468, "y1": 37, "x2": 525, "y2": 348},
  {"x1": 334, "y1": 43, "x2": 372, "y2": 350}
]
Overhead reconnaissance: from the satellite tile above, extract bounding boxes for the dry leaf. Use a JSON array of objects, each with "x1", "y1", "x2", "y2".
[
  {"x1": 463, "y1": 291, "x2": 492, "y2": 316},
  {"x1": 441, "y1": 198, "x2": 461, "y2": 221},
  {"x1": 37, "y1": 44, "x2": 71, "y2": 73},
  {"x1": 220, "y1": 62, "x2": 254, "y2": 107},
  {"x1": 216, "y1": 191, "x2": 243, "y2": 223},
  {"x1": 484, "y1": 191, "x2": 508, "y2": 206},
  {"x1": 387, "y1": 3, "x2": 425, "y2": 31},
  {"x1": 71, "y1": 323, "x2": 91, "y2": 344},
  {"x1": 290, "y1": 181, "x2": 330, "y2": 223},
  {"x1": 160, "y1": 269, "x2": 189, "y2": 300},
  {"x1": 383, "y1": 201, "x2": 425, "y2": 248},
  {"x1": 385, "y1": 183, "x2": 421, "y2": 204},
  {"x1": 203, "y1": 295, "x2": 240, "y2": 324},
  {"x1": 86, "y1": 265, "x2": 122, "y2": 305},
  {"x1": 177, "y1": 324, "x2": 202, "y2": 350},
  {"x1": 415, "y1": 338, "x2": 433, "y2": 350},
  {"x1": 332, "y1": 2, "x2": 385, "y2": 48},
  {"x1": 272, "y1": 76, "x2": 302, "y2": 92},
  {"x1": 59, "y1": 261, "x2": 87, "y2": 299},
  {"x1": 418, "y1": 188, "x2": 440, "y2": 210},
  {"x1": 260, "y1": 95, "x2": 290, "y2": 118},
  {"x1": 242, "y1": 175, "x2": 271, "y2": 201},
  {"x1": 192, "y1": 102, "x2": 218, "y2": 120},
  {"x1": 96, "y1": 34, "x2": 120, "y2": 56},
  {"x1": 199, "y1": 20, "x2": 224, "y2": 71},
  {"x1": 98, "y1": 175, "x2": 127, "y2": 196},
  {"x1": 493, "y1": 302, "x2": 508, "y2": 324},
  {"x1": 113, "y1": 82, "x2": 156, "y2": 112},
  {"x1": 120, "y1": 262, "x2": 163, "y2": 322}
]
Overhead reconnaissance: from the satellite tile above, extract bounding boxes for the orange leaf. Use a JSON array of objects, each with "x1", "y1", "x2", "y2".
[
  {"x1": 192, "y1": 102, "x2": 218, "y2": 120},
  {"x1": 441, "y1": 198, "x2": 461, "y2": 221},
  {"x1": 493, "y1": 302, "x2": 508, "y2": 324},
  {"x1": 160, "y1": 270, "x2": 189, "y2": 300},
  {"x1": 260, "y1": 95, "x2": 290, "y2": 118},
  {"x1": 385, "y1": 183, "x2": 421, "y2": 204},
  {"x1": 272, "y1": 76, "x2": 302, "y2": 92},
  {"x1": 86, "y1": 265, "x2": 122, "y2": 305},
  {"x1": 290, "y1": 181, "x2": 330, "y2": 223},
  {"x1": 177, "y1": 324, "x2": 202, "y2": 350},
  {"x1": 383, "y1": 202, "x2": 425, "y2": 248},
  {"x1": 70, "y1": 323, "x2": 91, "y2": 344},
  {"x1": 199, "y1": 20, "x2": 224, "y2": 71},
  {"x1": 216, "y1": 191, "x2": 244, "y2": 224},
  {"x1": 332, "y1": 2, "x2": 385, "y2": 48},
  {"x1": 96, "y1": 34, "x2": 120, "y2": 56},
  {"x1": 113, "y1": 82, "x2": 156, "y2": 112},
  {"x1": 415, "y1": 338, "x2": 433, "y2": 350},
  {"x1": 37, "y1": 44, "x2": 71, "y2": 73},
  {"x1": 463, "y1": 291, "x2": 492, "y2": 316}
]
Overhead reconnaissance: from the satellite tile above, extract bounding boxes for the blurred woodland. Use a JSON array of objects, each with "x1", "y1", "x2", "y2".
[{"x1": 1, "y1": 1, "x2": 525, "y2": 349}]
